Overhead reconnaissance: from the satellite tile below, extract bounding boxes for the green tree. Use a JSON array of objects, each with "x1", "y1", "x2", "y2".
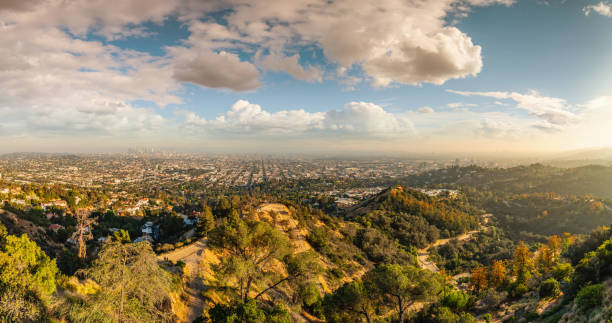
[
  {"x1": 576, "y1": 284, "x2": 605, "y2": 311},
  {"x1": 364, "y1": 264, "x2": 443, "y2": 322},
  {"x1": 113, "y1": 229, "x2": 131, "y2": 243},
  {"x1": 209, "y1": 214, "x2": 319, "y2": 302},
  {"x1": 69, "y1": 241, "x2": 175, "y2": 322},
  {"x1": 539, "y1": 278, "x2": 560, "y2": 298},
  {"x1": 197, "y1": 204, "x2": 215, "y2": 235},
  {"x1": 512, "y1": 242, "x2": 533, "y2": 284},
  {"x1": 0, "y1": 234, "x2": 58, "y2": 321},
  {"x1": 207, "y1": 299, "x2": 293, "y2": 323},
  {"x1": 324, "y1": 281, "x2": 375, "y2": 323}
]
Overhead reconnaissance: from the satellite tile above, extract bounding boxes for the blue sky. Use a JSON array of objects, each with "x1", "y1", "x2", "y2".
[{"x1": 0, "y1": 0, "x2": 611, "y2": 154}]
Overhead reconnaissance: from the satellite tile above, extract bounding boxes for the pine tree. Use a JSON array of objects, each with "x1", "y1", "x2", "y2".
[{"x1": 512, "y1": 242, "x2": 533, "y2": 284}]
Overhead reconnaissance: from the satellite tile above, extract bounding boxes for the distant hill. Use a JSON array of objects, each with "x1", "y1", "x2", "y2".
[
  {"x1": 402, "y1": 164, "x2": 612, "y2": 199},
  {"x1": 346, "y1": 186, "x2": 481, "y2": 248}
]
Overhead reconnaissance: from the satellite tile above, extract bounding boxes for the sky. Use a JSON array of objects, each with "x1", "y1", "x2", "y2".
[{"x1": 0, "y1": 0, "x2": 611, "y2": 155}]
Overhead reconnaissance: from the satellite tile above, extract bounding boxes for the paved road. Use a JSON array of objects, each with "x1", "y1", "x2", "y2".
[{"x1": 158, "y1": 238, "x2": 207, "y2": 323}]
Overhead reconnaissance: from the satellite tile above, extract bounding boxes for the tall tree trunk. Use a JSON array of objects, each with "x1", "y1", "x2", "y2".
[
  {"x1": 244, "y1": 277, "x2": 253, "y2": 302},
  {"x1": 362, "y1": 311, "x2": 372, "y2": 323},
  {"x1": 397, "y1": 295, "x2": 404, "y2": 323},
  {"x1": 119, "y1": 247, "x2": 127, "y2": 322},
  {"x1": 254, "y1": 276, "x2": 290, "y2": 300}
]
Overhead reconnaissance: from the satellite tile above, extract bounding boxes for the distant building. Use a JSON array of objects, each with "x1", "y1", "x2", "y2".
[
  {"x1": 49, "y1": 224, "x2": 64, "y2": 232},
  {"x1": 134, "y1": 235, "x2": 154, "y2": 243},
  {"x1": 41, "y1": 200, "x2": 68, "y2": 210}
]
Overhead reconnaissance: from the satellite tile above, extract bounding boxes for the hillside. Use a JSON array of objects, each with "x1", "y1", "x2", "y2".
[
  {"x1": 403, "y1": 164, "x2": 612, "y2": 199},
  {"x1": 347, "y1": 186, "x2": 481, "y2": 248},
  {"x1": 5, "y1": 179, "x2": 612, "y2": 322}
]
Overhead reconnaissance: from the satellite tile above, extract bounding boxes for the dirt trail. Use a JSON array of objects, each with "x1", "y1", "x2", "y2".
[
  {"x1": 417, "y1": 214, "x2": 492, "y2": 274},
  {"x1": 416, "y1": 230, "x2": 480, "y2": 273},
  {"x1": 159, "y1": 238, "x2": 207, "y2": 323}
]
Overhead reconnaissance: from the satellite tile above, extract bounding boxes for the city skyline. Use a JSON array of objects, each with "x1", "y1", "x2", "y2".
[{"x1": 1, "y1": 0, "x2": 611, "y2": 154}]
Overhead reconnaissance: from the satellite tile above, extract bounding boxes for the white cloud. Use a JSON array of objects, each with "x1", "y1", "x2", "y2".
[
  {"x1": 418, "y1": 106, "x2": 435, "y2": 114},
  {"x1": 173, "y1": 50, "x2": 261, "y2": 92},
  {"x1": 323, "y1": 102, "x2": 415, "y2": 134},
  {"x1": 448, "y1": 89, "x2": 578, "y2": 130},
  {"x1": 176, "y1": 0, "x2": 516, "y2": 87},
  {"x1": 583, "y1": 2, "x2": 612, "y2": 17},
  {"x1": 448, "y1": 102, "x2": 477, "y2": 108},
  {"x1": 183, "y1": 100, "x2": 414, "y2": 136},
  {"x1": 1, "y1": 102, "x2": 166, "y2": 138},
  {"x1": 198, "y1": 100, "x2": 324, "y2": 134},
  {"x1": 259, "y1": 52, "x2": 322, "y2": 83}
]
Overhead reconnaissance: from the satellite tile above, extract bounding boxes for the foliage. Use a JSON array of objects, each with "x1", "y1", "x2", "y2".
[
  {"x1": 570, "y1": 236, "x2": 612, "y2": 295},
  {"x1": 539, "y1": 278, "x2": 561, "y2": 298},
  {"x1": 575, "y1": 284, "x2": 605, "y2": 311},
  {"x1": 551, "y1": 262, "x2": 573, "y2": 283},
  {"x1": 442, "y1": 290, "x2": 471, "y2": 312},
  {"x1": 511, "y1": 283, "x2": 529, "y2": 298},
  {"x1": 512, "y1": 242, "x2": 533, "y2": 284},
  {"x1": 566, "y1": 226, "x2": 612, "y2": 265},
  {"x1": 197, "y1": 204, "x2": 215, "y2": 235},
  {"x1": 207, "y1": 299, "x2": 293, "y2": 323},
  {"x1": 323, "y1": 281, "x2": 374, "y2": 323},
  {"x1": 354, "y1": 227, "x2": 415, "y2": 265},
  {"x1": 364, "y1": 264, "x2": 443, "y2": 322},
  {"x1": 298, "y1": 282, "x2": 323, "y2": 317},
  {"x1": 62, "y1": 241, "x2": 175, "y2": 322},
  {"x1": 208, "y1": 214, "x2": 321, "y2": 302},
  {"x1": 470, "y1": 266, "x2": 488, "y2": 294},
  {"x1": 113, "y1": 229, "x2": 131, "y2": 243},
  {"x1": 0, "y1": 233, "x2": 58, "y2": 321},
  {"x1": 430, "y1": 228, "x2": 515, "y2": 275}
]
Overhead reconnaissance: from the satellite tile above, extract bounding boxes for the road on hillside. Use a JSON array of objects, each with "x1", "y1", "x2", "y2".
[
  {"x1": 417, "y1": 214, "x2": 492, "y2": 275},
  {"x1": 158, "y1": 238, "x2": 207, "y2": 323}
]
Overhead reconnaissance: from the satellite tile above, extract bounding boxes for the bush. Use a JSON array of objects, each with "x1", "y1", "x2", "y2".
[
  {"x1": 482, "y1": 313, "x2": 492, "y2": 323},
  {"x1": 481, "y1": 290, "x2": 507, "y2": 310},
  {"x1": 442, "y1": 291, "x2": 470, "y2": 312},
  {"x1": 576, "y1": 284, "x2": 605, "y2": 311},
  {"x1": 552, "y1": 262, "x2": 573, "y2": 283},
  {"x1": 539, "y1": 278, "x2": 561, "y2": 298},
  {"x1": 544, "y1": 313, "x2": 563, "y2": 323},
  {"x1": 512, "y1": 283, "x2": 529, "y2": 298}
]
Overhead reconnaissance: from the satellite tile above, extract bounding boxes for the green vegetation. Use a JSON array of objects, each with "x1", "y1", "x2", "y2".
[
  {"x1": 539, "y1": 278, "x2": 561, "y2": 298},
  {"x1": 0, "y1": 230, "x2": 58, "y2": 321},
  {"x1": 575, "y1": 284, "x2": 605, "y2": 311},
  {"x1": 59, "y1": 241, "x2": 176, "y2": 322},
  {"x1": 4, "y1": 162, "x2": 612, "y2": 322}
]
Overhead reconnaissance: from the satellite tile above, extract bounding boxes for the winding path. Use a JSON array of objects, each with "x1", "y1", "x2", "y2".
[
  {"x1": 417, "y1": 214, "x2": 492, "y2": 274},
  {"x1": 158, "y1": 238, "x2": 208, "y2": 323}
]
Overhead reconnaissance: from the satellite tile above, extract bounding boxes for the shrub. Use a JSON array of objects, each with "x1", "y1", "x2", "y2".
[
  {"x1": 552, "y1": 262, "x2": 573, "y2": 283},
  {"x1": 512, "y1": 283, "x2": 529, "y2": 298},
  {"x1": 544, "y1": 313, "x2": 563, "y2": 323},
  {"x1": 433, "y1": 306, "x2": 459, "y2": 323},
  {"x1": 329, "y1": 268, "x2": 344, "y2": 279},
  {"x1": 576, "y1": 284, "x2": 605, "y2": 311},
  {"x1": 459, "y1": 313, "x2": 476, "y2": 323},
  {"x1": 482, "y1": 313, "x2": 492, "y2": 323},
  {"x1": 539, "y1": 278, "x2": 561, "y2": 298},
  {"x1": 442, "y1": 290, "x2": 470, "y2": 312},
  {"x1": 481, "y1": 290, "x2": 507, "y2": 310},
  {"x1": 524, "y1": 311, "x2": 539, "y2": 321}
]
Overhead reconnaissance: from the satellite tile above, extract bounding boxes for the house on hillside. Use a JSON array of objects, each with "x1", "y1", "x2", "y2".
[{"x1": 49, "y1": 224, "x2": 64, "y2": 232}]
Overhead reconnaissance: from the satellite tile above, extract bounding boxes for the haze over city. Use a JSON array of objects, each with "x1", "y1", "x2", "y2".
[{"x1": 1, "y1": 0, "x2": 611, "y2": 155}]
